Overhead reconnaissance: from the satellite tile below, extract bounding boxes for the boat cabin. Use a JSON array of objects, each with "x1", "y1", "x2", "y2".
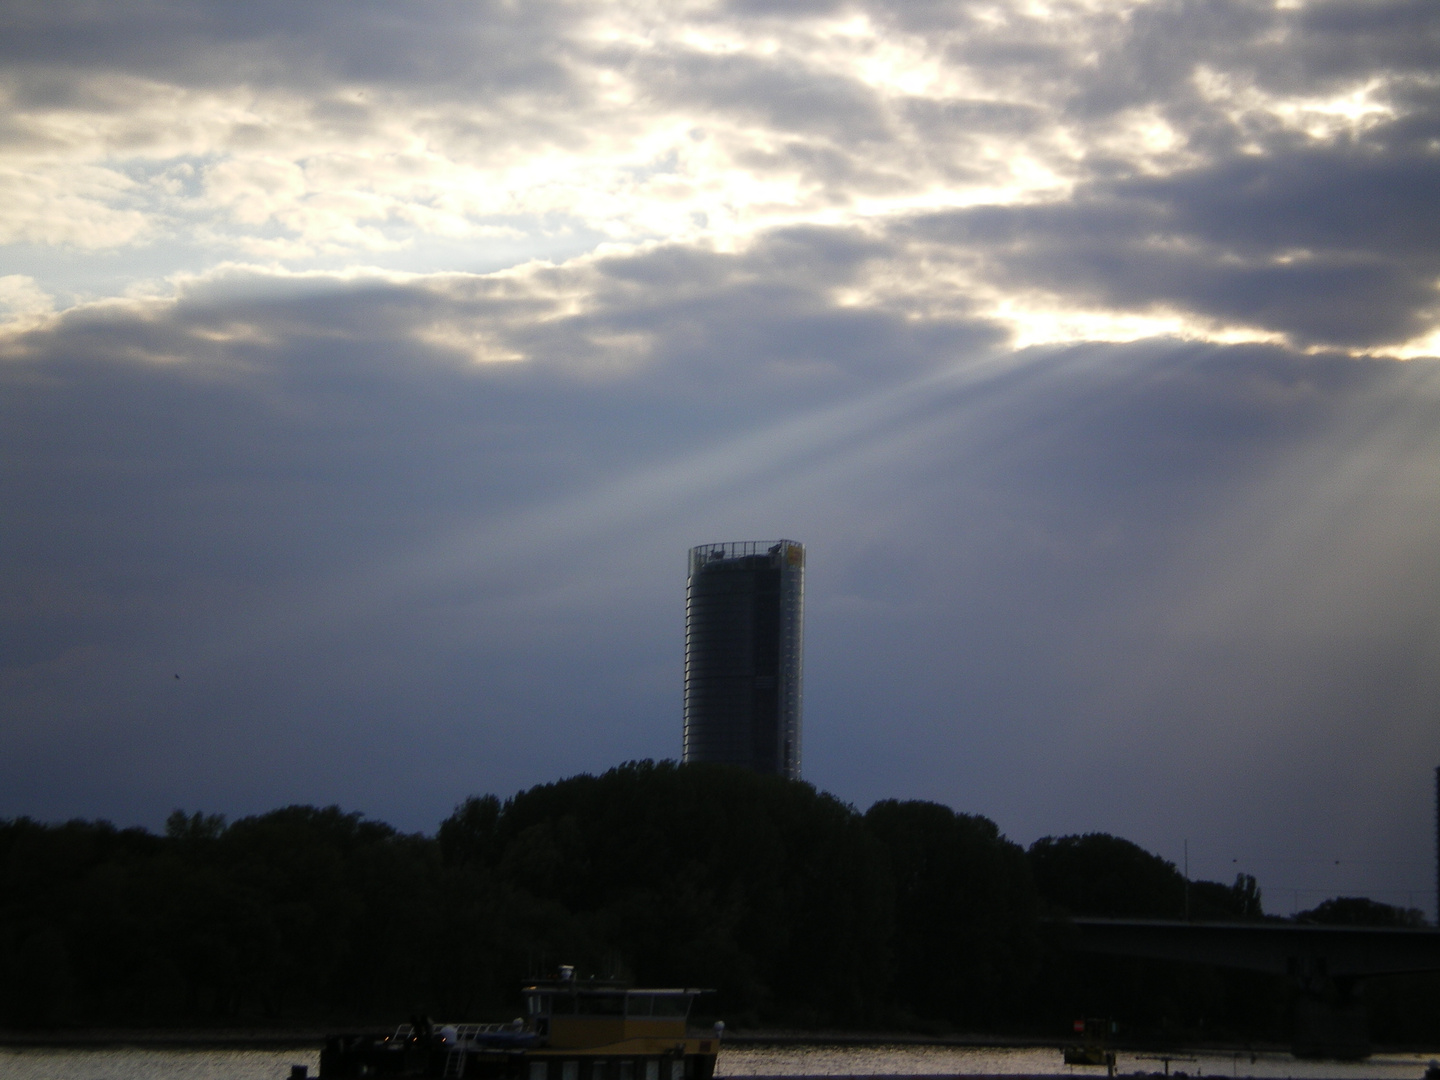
[{"x1": 523, "y1": 978, "x2": 700, "y2": 1049}]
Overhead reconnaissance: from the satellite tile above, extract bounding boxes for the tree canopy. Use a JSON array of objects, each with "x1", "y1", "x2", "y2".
[{"x1": 3, "y1": 761, "x2": 1434, "y2": 1045}]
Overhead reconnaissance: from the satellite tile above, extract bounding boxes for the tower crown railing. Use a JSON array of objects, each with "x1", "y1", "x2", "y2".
[{"x1": 688, "y1": 540, "x2": 802, "y2": 574}]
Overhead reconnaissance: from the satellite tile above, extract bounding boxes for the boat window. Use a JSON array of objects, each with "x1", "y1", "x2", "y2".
[
  {"x1": 619, "y1": 1061, "x2": 634, "y2": 1080},
  {"x1": 592, "y1": 1062, "x2": 607, "y2": 1080},
  {"x1": 577, "y1": 993, "x2": 624, "y2": 1016},
  {"x1": 563, "y1": 1062, "x2": 579, "y2": 1080},
  {"x1": 650, "y1": 996, "x2": 691, "y2": 1018},
  {"x1": 669, "y1": 1061, "x2": 684, "y2": 1080},
  {"x1": 529, "y1": 1063, "x2": 547, "y2": 1080},
  {"x1": 645, "y1": 1061, "x2": 660, "y2": 1080},
  {"x1": 526, "y1": 995, "x2": 548, "y2": 1016}
]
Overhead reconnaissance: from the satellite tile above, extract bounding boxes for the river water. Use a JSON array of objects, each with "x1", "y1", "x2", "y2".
[
  {"x1": 719, "y1": 1044, "x2": 1439, "y2": 1078},
  {"x1": 1, "y1": 1044, "x2": 1437, "y2": 1080}
]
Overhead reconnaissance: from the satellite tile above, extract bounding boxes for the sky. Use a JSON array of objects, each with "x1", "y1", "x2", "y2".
[{"x1": 3, "y1": 0, "x2": 1439, "y2": 917}]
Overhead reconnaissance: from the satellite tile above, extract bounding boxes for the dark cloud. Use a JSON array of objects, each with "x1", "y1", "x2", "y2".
[
  {"x1": 1290, "y1": 0, "x2": 1440, "y2": 83},
  {"x1": 0, "y1": 0, "x2": 577, "y2": 92},
  {"x1": 6, "y1": 0, "x2": 1435, "y2": 137},
  {"x1": 634, "y1": 51, "x2": 895, "y2": 144},
  {"x1": 901, "y1": 120, "x2": 1440, "y2": 349},
  {"x1": 1123, "y1": 143, "x2": 1440, "y2": 273}
]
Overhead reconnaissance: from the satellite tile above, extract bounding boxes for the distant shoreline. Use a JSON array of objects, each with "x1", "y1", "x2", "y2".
[
  {"x1": 0, "y1": 1029, "x2": 327, "y2": 1049},
  {"x1": 0, "y1": 1028, "x2": 1297, "y2": 1053}
]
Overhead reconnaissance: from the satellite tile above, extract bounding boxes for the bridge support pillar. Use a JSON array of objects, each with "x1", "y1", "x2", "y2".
[{"x1": 1291, "y1": 976, "x2": 1369, "y2": 1060}]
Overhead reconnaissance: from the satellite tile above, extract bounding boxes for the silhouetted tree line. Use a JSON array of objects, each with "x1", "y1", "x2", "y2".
[{"x1": 2, "y1": 761, "x2": 1436, "y2": 1045}]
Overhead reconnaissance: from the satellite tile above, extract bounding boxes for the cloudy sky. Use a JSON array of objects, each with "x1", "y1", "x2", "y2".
[{"x1": 4, "y1": 0, "x2": 1440, "y2": 915}]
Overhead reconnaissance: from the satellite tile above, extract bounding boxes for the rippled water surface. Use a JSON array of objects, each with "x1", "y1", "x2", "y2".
[
  {"x1": 0, "y1": 1047, "x2": 319, "y2": 1080},
  {"x1": 2, "y1": 1044, "x2": 1437, "y2": 1080},
  {"x1": 718, "y1": 1044, "x2": 1440, "y2": 1078}
]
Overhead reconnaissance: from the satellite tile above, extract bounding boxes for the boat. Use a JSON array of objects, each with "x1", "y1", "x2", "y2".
[{"x1": 318, "y1": 967, "x2": 722, "y2": 1080}]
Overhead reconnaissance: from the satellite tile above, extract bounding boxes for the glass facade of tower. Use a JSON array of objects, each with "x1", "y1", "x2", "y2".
[{"x1": 683, "y1": 539, "x2": 804, "y2": 779}]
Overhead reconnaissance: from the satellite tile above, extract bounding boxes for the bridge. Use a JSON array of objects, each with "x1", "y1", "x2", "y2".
[{"x1": 1059, "y1": 918, "x2": 1440, "y2": 1059}]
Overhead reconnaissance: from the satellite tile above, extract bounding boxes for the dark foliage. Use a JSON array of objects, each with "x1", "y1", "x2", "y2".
[
  {"x1": 0, "y1": 764, "x2": 899, "y2": 1029},
  {"x1": 1190, "y1": 874, "x2": 1264, "y2": 921},
  {"x1": 864, "y1": 800, "x2": 1037, "y2": 1028},
  {"x1": 0, "y1": 806, "x2": 444, "y2": 1026},
  {"x1": 439, "y1": 761, "x2": 895, "y2": 1025},
  {"x1": 1295, "y1": 897, "x2": 1427, "y2": 928},
  {"x1": 1029, "y1": 833, "x2": 1187, "y2": 918},
  {"x1": 1, "y1": 766, "x2": 1435, "y2": 1048}
]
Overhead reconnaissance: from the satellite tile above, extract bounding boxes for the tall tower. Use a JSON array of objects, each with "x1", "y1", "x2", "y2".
[{"x1": 683, "y1": 540, "x2": 804, "y2": 779}]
